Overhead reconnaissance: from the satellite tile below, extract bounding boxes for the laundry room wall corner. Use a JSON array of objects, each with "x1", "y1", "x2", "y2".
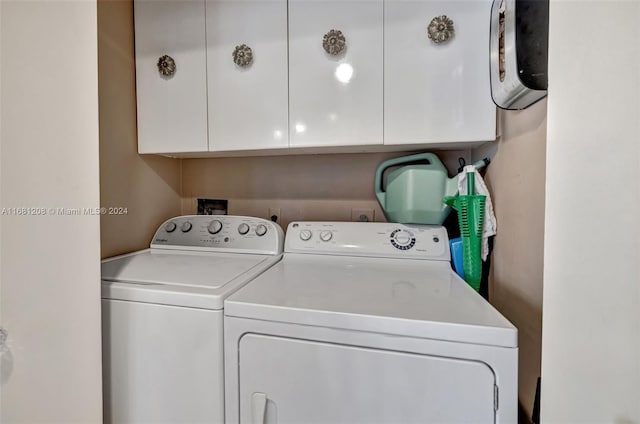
[
  {"x1": 472, "y1": 99, "x2": 547, "y2": 420},
  {"x1": 98, "y1": 0, "x2": 182, "y2": 259}
]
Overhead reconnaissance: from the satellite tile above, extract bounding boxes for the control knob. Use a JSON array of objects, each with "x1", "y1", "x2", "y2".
[
  {"x1": 319, "y1": 230, "x2": 333, "y2": 242},
  {"x1": 238, "y1": 223, "x2": 250, "y2": 235},
  {"x1": 394, "y1": 231, "x2": 411, "y2": 245},
  {"x1": 390, "y1": 229, "x2": 416, "y2": 250},
  {"x1": 207, "y1": 220, "x2": 223, "y2": 234},
  {"x1": 299, "y1": 230, "x2": 312, "y2": 241},
  {"x1": 255, "y1": 224, "x2": 268, "y2": 237},
  {"x1": 164, "y1": 222, "x2": 177, "y2": 233},
  {"x1": 181, "y1": 221, "x2": 192, "y2": 232}
]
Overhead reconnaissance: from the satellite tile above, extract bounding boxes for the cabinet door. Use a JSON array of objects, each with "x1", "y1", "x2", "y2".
[
  {"x1": 134, "y1": 0, "x2": 208, "y2": 154},
  {"x1": 384, "y1": 1, "x2": 496, "y2": 145},
  {"x1": 238, "y1": 334, "x2": 496, "y2": 423},
  {"x1": 207, "y1": 0, "x2": 289, "y2": 152},
  {"x1": 289, "y1": 0, "x2": 383, "y2": 148}
]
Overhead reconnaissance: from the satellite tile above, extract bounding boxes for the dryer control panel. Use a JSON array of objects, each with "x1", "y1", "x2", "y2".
[
  {"x1": 151, "y1": 215, "x2": 284, "y2": 255},
  {"x1": 286, "y1": 222, "x2": 450, "y2": 261}
]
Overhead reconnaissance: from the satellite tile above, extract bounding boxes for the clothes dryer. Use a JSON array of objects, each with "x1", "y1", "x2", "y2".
[{"x1": 224, "y1": 221, "x2": 517, "y2": 424}]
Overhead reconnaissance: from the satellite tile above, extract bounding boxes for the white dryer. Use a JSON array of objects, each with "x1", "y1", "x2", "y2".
[
  {"x1": 101, "y1": 215, "x2": 283, "y2": 424},
  {"x1": 224, "y1": 221, "x2": 518, "y2": 424}
]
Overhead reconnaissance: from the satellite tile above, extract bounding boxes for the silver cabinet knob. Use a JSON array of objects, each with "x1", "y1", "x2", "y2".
[
  {"x1": 157, "y1": 54, "x2": 176, "y2": 77},
  {"x1": 233, "y1": 44, "x2": 253, "y2": 67},
  {"x1": 322, "y1": 29, "x2": 346, "y2": 55},
  {"x1": 427, "y1": 15, "x2": 454, "y2": 44}
]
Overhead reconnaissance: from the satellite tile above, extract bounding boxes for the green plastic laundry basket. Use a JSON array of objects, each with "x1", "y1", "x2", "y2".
[{"x1": 444, "y1": 173, "x2": 486, "y2": 292}]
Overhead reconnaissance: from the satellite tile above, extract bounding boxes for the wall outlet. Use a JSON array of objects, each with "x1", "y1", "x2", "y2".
[
  {"x1": 268, "y1": 208, "x2": 281, "y2": 223},
  {"x1": 197, "y1": 198, "x2": 228, "y2": 215},
  {"x1": 351, "y1": 208, "x2": 374, "y2": 222}
]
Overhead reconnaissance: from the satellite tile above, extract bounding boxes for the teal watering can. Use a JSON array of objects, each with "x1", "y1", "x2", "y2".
[{"x1": 374, "y1": 153, "x2": 459, "y2": 225}]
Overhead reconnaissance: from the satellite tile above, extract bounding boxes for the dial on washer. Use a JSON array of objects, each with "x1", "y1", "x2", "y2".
[
  {"x1": 208, "y1": 220, "x2": 223, "y2": 234},
  {"x1": 255, "y1": 224, "x2": 268, "y2": 237},
  {"x1": 238, "y1": 223, "x2": 250, "y2": 235}
]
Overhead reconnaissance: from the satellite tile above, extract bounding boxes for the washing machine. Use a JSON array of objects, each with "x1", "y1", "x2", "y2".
[
  {"x1": 101, "y1": 215, "x2": 284, "y2": 424},
  {"x1": 224, "y1": 221, "x2": 518, "y2": 424}
]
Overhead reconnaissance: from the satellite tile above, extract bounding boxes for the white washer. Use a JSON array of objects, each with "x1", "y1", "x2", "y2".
[
  {"x1": 225, "y1": 222, "x2": 518, "y2": 424},
  {"x1": 101, "y1": 215, "x2": 284, "y2": 424}
]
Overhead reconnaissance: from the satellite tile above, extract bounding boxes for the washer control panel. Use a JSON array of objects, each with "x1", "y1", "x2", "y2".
[
  {"x1": 151, "y1": 215, "x2": 284, "y2": 255},
  {"x1": 286, "y1": 222, "x2": 449, "y2": 261}
]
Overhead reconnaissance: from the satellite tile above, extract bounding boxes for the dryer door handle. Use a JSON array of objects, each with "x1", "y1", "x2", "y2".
[{"x1": 251, "y1": 392, "x2": 267, "y2": 424}]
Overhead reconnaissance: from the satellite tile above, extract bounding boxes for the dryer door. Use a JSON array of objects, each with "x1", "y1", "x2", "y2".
[{"x1": 238, "y1": 334, "x2": 496, "y2": 424}]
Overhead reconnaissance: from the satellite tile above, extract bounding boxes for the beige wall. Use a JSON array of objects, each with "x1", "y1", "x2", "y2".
[
  {"x1": 1, "y1": 1, "x2": 102, "y2": 421},
  {"x1": 475, "y1": 100, "x2": 547, "y2": 418},
  {"x1": 542, "y1": 1, "x2": 640, "y2": 422},
  {"x1": 181, "y1": 151, "x2": 470, "y2": 229},
  {"x1": 98, "y1": 0, "x2": 181, "y2": 258}
]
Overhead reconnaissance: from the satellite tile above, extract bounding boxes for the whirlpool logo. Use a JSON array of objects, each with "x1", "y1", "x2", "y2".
[{"x1": 155, "y1": 238, "x2": 168, "y2": 243}]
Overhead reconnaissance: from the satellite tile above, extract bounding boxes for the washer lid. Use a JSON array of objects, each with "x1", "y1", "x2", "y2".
[
  {"x1": 101, "y1": 249, "x2": 281, "y2": 309},
  {"x1": 225, "y1": 254, "x2": 517, "y2": 348}
]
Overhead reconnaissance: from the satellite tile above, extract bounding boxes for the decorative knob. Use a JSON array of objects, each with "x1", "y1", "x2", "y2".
[
  {"x1": 427, "y1": 15, "x2": 455, "y2": 44},
  {"x1": 233, "y1": 44, "x2": 253, "y2": 67},
  {"x1": 322, "y1": 29, "x2": 346, "y2": 55},
  {"x1": 157, "y1": 54, "x2": 176, "y2": 77}
]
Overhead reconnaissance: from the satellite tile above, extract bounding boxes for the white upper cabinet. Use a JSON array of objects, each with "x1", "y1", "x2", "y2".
[
  {"x1": 134, "y1": 0, "x2": 208, "y2": 154},
  {"x1": 384, "y1": 0, "x2": 496, "y2": 145},
  {"x1": 206, "y1": 0, "x2": 289, "y2": 152},
  {"x1": 134, "y1": 0, "x2": 496, "y2": 155},
  {"x1": 288, "y1": 0, "x2": 384, "y2": 148}
]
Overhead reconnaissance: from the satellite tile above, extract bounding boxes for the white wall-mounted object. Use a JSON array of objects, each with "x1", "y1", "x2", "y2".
[
  {"x1": 288, "y1": 0, "x2": 383, "y2": 148},
  {"x1": 207, "y1": 0, "x2": 289, "y2": 152},
  {"x1": 385, "y1": 0, "x2": 497, "y2": 145},
  {"x1": 489, "y1": 0, "x2": 548, "y2": 110},
  {"x1": 134, "y1": 0, "x2": 208, "y2": 153}
]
